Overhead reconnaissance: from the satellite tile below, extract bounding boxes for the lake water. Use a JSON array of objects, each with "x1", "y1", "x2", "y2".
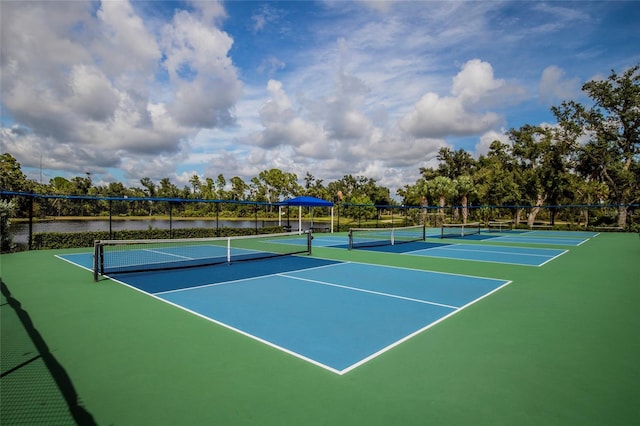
[{"x1": 8, "y1": 218, "x2": 315, "y2": 245}]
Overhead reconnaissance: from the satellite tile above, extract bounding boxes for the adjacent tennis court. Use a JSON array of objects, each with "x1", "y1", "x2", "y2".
[{"x1": 314, "y1": 227, "x2": 578, "y2": 266}]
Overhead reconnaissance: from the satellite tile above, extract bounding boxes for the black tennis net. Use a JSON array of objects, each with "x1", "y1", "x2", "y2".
[
  {"x1": 440, "y1": 222, "x2": 481, "y2": 239},
  {"x1": 348, "y1": 225, "x2": 426, "y2": 250},
  {"x1": 93, "y1": 231, "x2": 312, "y2": 280}
]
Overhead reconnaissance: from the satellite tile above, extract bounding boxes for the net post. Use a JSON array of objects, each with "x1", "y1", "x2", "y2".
[
  {"x1": 307, "y1": 230, "x2": 313, "y2": 255},
  {"x1": 348, "y1": 229, "x2": 353, "y2": 250},
  {"x1": 226, "y1": 237, "x2": 231, "y2": 263},
  {"x1": 93, "y1": 240, "x2": 101, "y2": 282},
  {"x1": 422, "y1": 224, "x2": 426, "y2": 241}
]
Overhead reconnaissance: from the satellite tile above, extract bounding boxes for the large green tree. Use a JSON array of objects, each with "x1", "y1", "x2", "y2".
[
  {"x1": 475, "y1": 140, "x2": 522, "y2": 223},
  {"x1": 509, "y1": 124, "x2": 574, "y2": 226},
  {"x1": 428, "y1": 176, "x2": 457, "y2": 224},
  {"x1": 435, "y1": 147, "x2": 476, "y2": 179},
  {"x1": 558, "y1": 65, "x2": 640, "y2": 227},
  {"x1": 251, "y1": 169, "x2": 301, "y2": 205},
  {"x1": 0, "y1": 153, "x2": 29, "y2": 192},
  {"x1": 303, "y1": 172, "x2": 329, "y2": 200},
  {"x1": 326, "y1": 175, "x2": 390, "y2": 205}
]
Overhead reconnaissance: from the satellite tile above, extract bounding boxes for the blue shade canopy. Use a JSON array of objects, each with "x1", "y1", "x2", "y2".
[{"x1": 280, "y1": 196, "x2": 333, "y2": 207}]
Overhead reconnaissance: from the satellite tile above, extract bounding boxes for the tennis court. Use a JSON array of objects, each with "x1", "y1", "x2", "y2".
[
  {"x1": 314, "y1": 227, "x2": 575, "y2": 266},
  {"x1": 1, "y1": 230, "x2": 638, "y2": 425},
  {"x1": 59, "y1": 238, "x2": 510, "y2": 374}
]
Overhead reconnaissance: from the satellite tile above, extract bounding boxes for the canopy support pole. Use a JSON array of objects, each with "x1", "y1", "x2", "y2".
[{"x1": 331, "y1": 206, "x2": 334, "y2": 233}]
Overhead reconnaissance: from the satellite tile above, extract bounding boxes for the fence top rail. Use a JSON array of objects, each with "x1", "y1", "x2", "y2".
[
  {"x1": 2, "y1": 191, "x2": 639, "y2": 210},
  {"x1": 339, "y1": 202, "x2": 640, "y2": 209},
  {"x1": 1, "y1": 191, "x2": 278, "y2": 206}
]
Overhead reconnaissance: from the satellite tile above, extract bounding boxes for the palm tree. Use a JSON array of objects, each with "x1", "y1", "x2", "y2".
[
  {"x1": 428, "y1": 176, "x2": 457, "y2": 225},
  {"x1": 455, "y1": 175, "x2": 475, "y2": 224}
]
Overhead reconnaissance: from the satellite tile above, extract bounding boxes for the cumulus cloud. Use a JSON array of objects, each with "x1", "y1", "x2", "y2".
[
  {"x1": 539, "y1": 65, "x2": 581, "y2": 104},
  {"x1": 246, "y1": 80, "x2": 330, "y2": 155},
  {"x1": 398, "y1": 59, "x2": 518, "y2": 139},
  {"x1": 95, "y1": 0, "x2": 160, "y2": 76},
  {"x1": 188, "y1": 0, "x2": 226, "y2": 24},
  {"x1": 238, "y1": 55, "x2": 449, "y2": 193},
  {"x1": 399, "y1": 92, "x2": 501, "y2": 138},
  {"x1": 0, "y1": 0, "x2": 241, "y2": 179},
  {"x1": 161, "y1": 9, "x2": 242, "y2": 128},
  {"x1": 323, "y1": 72, "x2": 372, "y2": 140},
  {"x1": 68, "y1": 65, "x2": 120, "y2": 121},
  {"x1": 452, "y1": 59, "x2": 506, "y2": 103},
  {"x1": 474, "y1": 129, "x2": 510, "y2": 157}
]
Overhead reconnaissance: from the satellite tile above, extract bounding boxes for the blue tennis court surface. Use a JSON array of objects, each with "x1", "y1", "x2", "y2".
[
  {"x1": 58, "y1": 253, "x2": 510, "y2": 374},
  {"x1": 315, "y1": 228, "x2": 598, "y2": 264},
  {"x1": 484, "y1": 229, "x2": 596, "y2": 246},
  {"x1": 407, "y1": 243, "x2": 567, "y2": 266},
  {"x1": 488, "y1": 235, "x2": 587, "y2": 246},
  {"x1": 311, "y1": 235, "x2": 568, "y2": 266}
]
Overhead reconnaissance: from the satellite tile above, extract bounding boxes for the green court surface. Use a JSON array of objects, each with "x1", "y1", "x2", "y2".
[{"x1": 1, "y1": 232, "x2": 639, "y2": 425}]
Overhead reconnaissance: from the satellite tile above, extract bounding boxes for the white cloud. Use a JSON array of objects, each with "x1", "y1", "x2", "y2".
[
  {"x1": 452, "y1": 59, "x2": 506, "y2": 103},
  {"x1": 247, "y1": 79, "x2": 329, "y2": 153},
  {"x1": 187, "y1": 0, "x2": 226, "y2": 24},
  {"x1": 399, "y1": 59, "x2": 522, "y2": 139},
  {"x1": 399, "y1": 92, "x2": 502, "y2": 139},
  {"x1": 95, "y1": 0, "x2": 160, "y2": 76},
  {"x1": 68, "y1": 65, "x2": 120, "y2": 121},
  {"x1": 474, "y1": 129, "x2": 509, "y2": 157},
  {"x1": 161, "y1": 9, "x2": 242, "y2": 128},
  {"x1": 539, "y1": 65, "x2": 582, "y2": 104},
  {"x1": 1, "y1": 0, "x2": 240, "y2": 182}
]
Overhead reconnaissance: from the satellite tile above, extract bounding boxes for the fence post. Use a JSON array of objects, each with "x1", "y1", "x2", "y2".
[{"x1": 28, "y1": 193, "x2": 33, "y2": 250}]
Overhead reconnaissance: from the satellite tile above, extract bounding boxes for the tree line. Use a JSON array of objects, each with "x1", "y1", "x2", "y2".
[
  {"x1": 1, "y1": 65, "x2": 639, "y2": 227},
  {"x1": 401, "y1": 66, "x2": 639, "y2": 228}
]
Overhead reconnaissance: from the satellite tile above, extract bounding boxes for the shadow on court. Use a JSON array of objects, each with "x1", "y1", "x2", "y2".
[{"x1": 0, "y1": 280, "x2": 96, "y2": 426}]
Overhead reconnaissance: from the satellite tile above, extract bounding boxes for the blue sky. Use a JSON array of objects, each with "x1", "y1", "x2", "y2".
[{"x1": 1, "y1": 0, "x2": 639, "y2": 197}]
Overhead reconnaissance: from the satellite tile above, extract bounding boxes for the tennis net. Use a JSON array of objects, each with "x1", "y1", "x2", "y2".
[
  {"x1": 440, "y1": 222, "x2": 481, "y2": 239},
  {"x1": 348, "y1": 225, "x2": 426, "y2": 250},
  {"x1": 93, "y1": 231, "x2": 312, "y2": 280},
  {"x1": 488, "y1": 220, "x2": 513, "y2": 232}
]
